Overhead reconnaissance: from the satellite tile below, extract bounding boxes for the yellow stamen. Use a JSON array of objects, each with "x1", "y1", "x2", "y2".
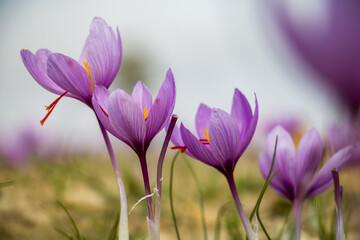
[
  {"x1": 83, "y1": 62, "x2": 94, "y2": 93},
  {"x1": 144, "y1": 107, "x2": 148, "y2": 121},
  {"x1": 204, "y1": 129, "x2": 210, "y2": 143}
]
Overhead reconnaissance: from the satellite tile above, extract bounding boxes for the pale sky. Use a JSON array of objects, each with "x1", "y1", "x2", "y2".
[{"x1": 0, "y1": 0, "x2": 339, "y2": 151}]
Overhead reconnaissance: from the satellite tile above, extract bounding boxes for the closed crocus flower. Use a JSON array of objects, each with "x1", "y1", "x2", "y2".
[
  {"x1": 173, "y1": 89, "x2": 258, "y2": 240},
  {"x1": 273, "y1": 0, "x2": 360, "y2": 114},
  {"x1": 21, "y1": 17, "x2": 122, "y2": 124},
  {"x1": 259, "y1": 126, "x2": 352, "y2": 240}
]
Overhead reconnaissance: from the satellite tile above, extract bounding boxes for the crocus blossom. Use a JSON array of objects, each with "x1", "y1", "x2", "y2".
[
  {"x1": 92, "y1": 68, "x2": 176, "y2": 155},
  {"x1": 20, "y1": 17, "x2": 129, "y2": 240},
  {"x1": 92, "y1": 69, "x2": 175, "y2": 240},
  {"x1": 272, "y1": 0, "x2": 360, "y2": 114},
  {"x1": 172, "y1": 89, "x2": 258, "y2": 240},
  {"x1": 21, "y1": 17, "x2": 122, "y2": 123},
  {"x1": 259, "y1": 126, "x2": 352, "y2": 240}
]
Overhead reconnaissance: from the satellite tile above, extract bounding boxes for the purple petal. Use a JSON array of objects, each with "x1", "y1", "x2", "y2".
[
  {"x1": 47, "y1": 53, "x2": 92, "y2": 101},
  {"x1": 208, "y1": 109, "x2": 241, "y2": 172},
  {"x1": 131, "y1": 81, "x2": 153, "y2": 111},
  {"x1": 107, "y1": 89, "x2": 146, "y2": 151},
  {"x1": 306, "y1": 146, "x2": 352, "y2": 198},
  {"x1": 21, "y1": 49, "x2": 64, "y2": 94},
  {"x1": 195, "y1": 103, "x2": 212, "y2": 139},
  {"x1": 79, "y1": 17, "x2": 122, "y2": 88},
  {"x1": 145, "y1": 69, "x2": 176, "y2": 143},
  {"x1": 236, "y1": 93, "x2": 259, "y2": 157},
  {"x1": 294, "y1": 128, "x2": 323, "y2": 186},
  {"x1": 92, "y1": 86, "x2": 130, "y2": 146},
  {"x1": 180, "y1": 123, "x2": 220, "y2": 169},
  {"x1": 259, "y1": 153, "x2": 292, "y2": 199},
  {"x1": 231, "y1": 89, "x2": 253, "y2": 138},
  {"x1": 169, "y1": 124, "x2": 184, "y2": 147},
  {"x1": 265, "y1": 126, "x2": 296, "y2": 199}
]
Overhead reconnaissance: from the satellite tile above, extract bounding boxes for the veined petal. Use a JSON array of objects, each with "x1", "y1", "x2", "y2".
[
  {"x1": 231, "y1": 89, "x2": 253, "y2": 138},
  {"x1": 47, "y1": 53, "x2": 92, "y2": 101},
  {"x1": 145, "y1": 69, "x2": 176, "y2": 143},
  {"x1": 131, "y1": 81, "x2": 153, "y2": 111},
  {"x1": 195, "y1": 103, "x2": 212, "y2": 139},
  {"x1": 236, "y1": 93, "x2": 258, "y2": 158},
  {"x1": 108, "y1": 89, "x2": 146, "y2": 151},
  {"x1": 208, "y1": 109, "x2": 241, "y2": 173},
  {"x1": 180, "y1": 123, "x2": 220, "y2": 169},
  {"x1": 92, "y1": 86, "x2": 131, "y2": 146},
  {"x1": 295, "y1": 128, "x2": 323, "y2": 186},
  {"x1": 79, "y1": 17, "x2": 122, "y2": 88},
  {"x1": 306, "y1": 146, "x2": 352, "y2": 198},
  {"x1": 21, "y1": 49, "x2": 64, "y2": 95}
]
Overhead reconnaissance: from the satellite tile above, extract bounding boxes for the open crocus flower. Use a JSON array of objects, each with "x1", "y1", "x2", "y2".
[
  {"x1": 20, "y1": 17, "x2": 122, "y2": 124},
  {"x1": 172, "y1": 89, "x2": 258, "y2": 240},
  {"x1": 93, "y1": 69, "x2": 176, "y2": 155},
  {"x1": 92, "y1": 69, "x2": 175, "y2": 234},
  {"x1": 273, "y1": 0, "x2": 360, "y2": 114},
  {"x1": 259, "y1": 126, "x2": 352, "y2": 240}
]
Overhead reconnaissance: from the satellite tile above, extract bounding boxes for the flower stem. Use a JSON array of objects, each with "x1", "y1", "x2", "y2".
[
  {"x1": 292, "y1": 200, "x2": 302, "y2": 240},
  {"x1": 98, "y1": 119, "x2": 129, "y2": 240},
  {"x1": 169, "y1": 151, "x2": 181, "y2": 240},
  {"x1": 137, "y1": 151, "x2": 154, "y2": 221},
  {"x1": 226, "y1": 173, "x2": 256, "y2": 240},
  {"x1": 154, "y1": 115, "x2": 178, "y2": 233}
]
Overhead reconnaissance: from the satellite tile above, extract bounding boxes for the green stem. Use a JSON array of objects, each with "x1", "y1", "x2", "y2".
[{"x1": 169, "y1": 151, "x2": 181, "y2": 240}]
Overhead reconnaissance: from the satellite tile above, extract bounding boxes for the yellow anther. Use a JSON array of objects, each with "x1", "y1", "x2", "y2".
[
  {"x1": 144, "y1": 107, "x2": 148, "y2": 121},
  {"x1": 83, "y1": 62, "x2": 94, "y2": 93},
  {"x1": 204, "y1": 129, "x2": 210, "y2": 143}
]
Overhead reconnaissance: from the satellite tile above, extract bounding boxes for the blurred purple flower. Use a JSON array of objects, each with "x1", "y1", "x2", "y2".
[
  {"x1": 264, "y1": 114, "x2": 302, "y2": 135},
  {"x1": 172, "y1": 89, "x2": 258, "y2": 240},
  {"x1": 259, "y1": 125, "x2": 352, "y2": 240},
  {"x1": 332, "y1": 169, "x2": 346, "y2": 240},
  {"x1": 274, "y1": 0, "x2": 360, "y2": 114},
  {"x1": 327, "y1": 120, "x2": 360, "y2": 166},
  {"x1": 21, "y1": 17, "x2": 122, "y2": 124},
  {"x1": 0, "y1": 126, "x2": 42, "y2": 166}
]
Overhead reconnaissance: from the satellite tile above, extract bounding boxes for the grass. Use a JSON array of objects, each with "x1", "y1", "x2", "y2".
[{"x1": 0, "y1": 150, "x2": 360, "y2": 240}]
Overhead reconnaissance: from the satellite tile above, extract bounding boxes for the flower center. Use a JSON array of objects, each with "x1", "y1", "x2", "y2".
[
  {"x1": 40, "y1": 91, "x2": 67, "y2": 125},
  {"x1": 199, "y1": 129, "x2": 210, "y2": 144},
  {"x1": 83, "y1": 62, "x2": 94, "y2": 93},
  {"x1": 144, "y1": 107, "x2": 148, "y2": 122}
]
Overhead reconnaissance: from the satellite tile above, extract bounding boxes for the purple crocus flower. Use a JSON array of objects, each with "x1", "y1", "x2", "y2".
[
  {"x1": 21, "y1": 17, "x2": 122, "y2": 124},
  {"x1": 20, "y1": 17, "x2": 129, "y2": 239},
  {"x1": 172, "y1": 89, "x2": 258, "y2": 240},
  {"x1": 92, "y1": 69, "x2": 175, "y2": 229},
  {"x1": 273, "y1": 0, "x2": 360, "y2": 114},
  {"x1": 259, "y1": 126, "x2": 352, "y2": 240}
]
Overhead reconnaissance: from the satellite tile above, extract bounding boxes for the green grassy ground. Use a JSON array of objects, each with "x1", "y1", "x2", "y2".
[{"x1": 0, "y1": 150, "x2": 359, "y2": 240}]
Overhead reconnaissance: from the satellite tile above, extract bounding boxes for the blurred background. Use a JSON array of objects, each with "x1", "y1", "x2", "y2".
[{"x1": 1, "y1": 0, "x2": 360, "y2": 239}]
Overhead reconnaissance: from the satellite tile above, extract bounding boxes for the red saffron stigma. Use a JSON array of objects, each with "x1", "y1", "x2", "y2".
[
  {"x1": 40, "y1": 91, "x2": 67, "y2": 125},
  {"x1": 99, "y1": 105, "x2": 109, "y2": 117},
  {"x1": 170, "y1": 146, "x2": 186, "y2": 153}
]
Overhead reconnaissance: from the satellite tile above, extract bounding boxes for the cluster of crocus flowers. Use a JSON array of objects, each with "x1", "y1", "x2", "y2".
[
  {"x1": 92, "y1": 69, "x2": 176, "y2": 240},
  {"x1": 171, "y1": 89, "x2": 258, "y2": 240},
  {"x1": 21, "y1": 17, "x2": 129, "y2": 240},
  {"x1": 272, "y1": 0, "x2": 360, "y2": 114},
  {"x1": 259, "y1": 126, "x2": 352, "y2": 240}
]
